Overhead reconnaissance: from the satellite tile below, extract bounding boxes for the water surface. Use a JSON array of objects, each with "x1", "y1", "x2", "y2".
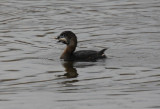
[{"x1": 0, "y1": 0, "x2": 160, "y2": 109}]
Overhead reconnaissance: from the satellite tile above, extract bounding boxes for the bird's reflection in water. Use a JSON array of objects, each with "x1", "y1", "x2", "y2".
[{"x1": 61, "y1": 61, "x2": 78, "y2": 78}]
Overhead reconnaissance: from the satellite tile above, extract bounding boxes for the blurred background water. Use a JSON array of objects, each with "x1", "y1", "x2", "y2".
[{"x1": 0, "y1": 0, "x2": 160, "y2": 109}]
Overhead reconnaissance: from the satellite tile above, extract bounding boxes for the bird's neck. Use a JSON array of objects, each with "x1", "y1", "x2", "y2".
[{"x1": 60, "y1": 39, "x2": 77, "y2": 60}]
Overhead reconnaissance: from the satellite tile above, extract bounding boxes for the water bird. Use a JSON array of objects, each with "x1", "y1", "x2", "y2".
[{"x1": 55, "y1": 31, "x2": 107, "y2": 61}]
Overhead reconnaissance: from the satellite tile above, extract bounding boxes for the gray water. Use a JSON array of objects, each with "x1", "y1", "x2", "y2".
[{"x1": 0, "y1": 0, "x2": 160, "y2": 109}]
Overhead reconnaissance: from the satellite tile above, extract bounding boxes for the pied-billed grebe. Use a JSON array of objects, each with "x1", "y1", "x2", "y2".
[{"x1": 55, "y1": 31, "x2": 107, "y2": 61}]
